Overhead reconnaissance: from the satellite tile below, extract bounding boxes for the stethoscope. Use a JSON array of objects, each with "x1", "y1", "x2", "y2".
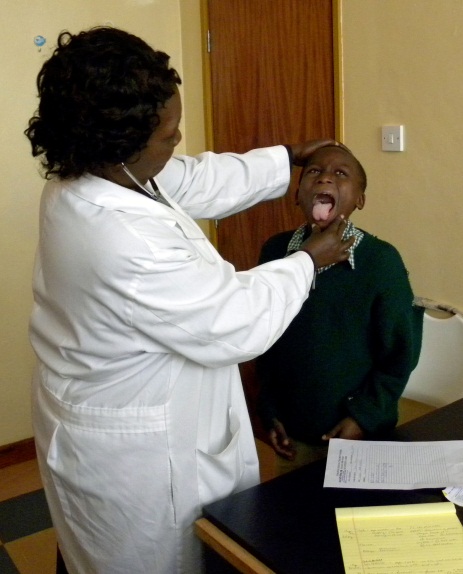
[{"x1": 121, "y1": 162, "x2": 166, "y2": 203}]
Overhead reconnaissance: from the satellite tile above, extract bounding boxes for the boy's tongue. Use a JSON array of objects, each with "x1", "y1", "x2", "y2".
[{"x1": 312, "y1": 196, "x2": 334, "y2": 222}]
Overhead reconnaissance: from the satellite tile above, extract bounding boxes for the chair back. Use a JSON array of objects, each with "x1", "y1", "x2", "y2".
[{"x1": 402, "y1": 298, "x2": 463, "y2": 407}]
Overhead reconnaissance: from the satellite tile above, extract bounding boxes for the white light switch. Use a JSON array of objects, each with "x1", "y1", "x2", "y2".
[{"x1": 382, "y1": 125, "x2": 404, "y2": 152}]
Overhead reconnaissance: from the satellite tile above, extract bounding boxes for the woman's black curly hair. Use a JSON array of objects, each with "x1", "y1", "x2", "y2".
[{"x1": 25, "y1": 27, "x2": 182, "y2": 179}]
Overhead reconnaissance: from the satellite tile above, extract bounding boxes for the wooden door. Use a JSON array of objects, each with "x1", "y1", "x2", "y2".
[
  {"x1": 208, "y1": 0, "x2": 335, "y2": 270},
  {"x1": 206, "y1": 0, "x2": 335, "y2": 437}
]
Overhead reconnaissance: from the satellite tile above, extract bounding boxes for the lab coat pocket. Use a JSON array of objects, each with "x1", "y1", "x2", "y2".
[
  {"x1": 188, "y1": 236, "x2": 219, "y2": 264},
  {"x1": 174, "y1": 213, "x2": 218, "y2": 264},
  {"x1": 45, "y1": 423, "x2": 177, "y2": 571},
  {"x1": 196, "y1": 407, "x2": 244, "y2": 506}
]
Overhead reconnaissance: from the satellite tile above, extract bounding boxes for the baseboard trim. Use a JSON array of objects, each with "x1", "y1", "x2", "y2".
[{"x1": 0, "y1": 437, "x2": 36, "y2": 469}]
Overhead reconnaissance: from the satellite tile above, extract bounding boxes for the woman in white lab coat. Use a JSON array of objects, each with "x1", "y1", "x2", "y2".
[{"x1": 25, "y1": 27, "x2": 353, "y2": 574}]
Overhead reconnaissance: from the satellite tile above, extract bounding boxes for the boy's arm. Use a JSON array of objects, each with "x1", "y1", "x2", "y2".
[
  {"x1": 256, "y1": 345, "x2": 296, "y2": 459},
  {"x1": 256, "y1": 341, "x2": 298, "y2": 459},
  {"x1": 255, "y1": 351, "x2": 280, "y2": 430},
  {"x1": 341, "y1": 246, "x2": 424, "y2": 435},
  {"x1": 255, "y1": 234, "x2": 291, "y2": 449}
]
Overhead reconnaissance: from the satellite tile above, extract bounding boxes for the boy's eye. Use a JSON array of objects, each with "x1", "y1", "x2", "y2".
[
  {"x1": 336, "y1": 170, "x2": 347, "y2": 176},
  {"x1": 307, "y1": 168, "x2": 320, "y2": 174}
]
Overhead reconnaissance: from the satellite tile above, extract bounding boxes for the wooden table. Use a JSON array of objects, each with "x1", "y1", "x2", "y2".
[{"x1": 196, "y1": 399, "x2": 463, "y2": 574}]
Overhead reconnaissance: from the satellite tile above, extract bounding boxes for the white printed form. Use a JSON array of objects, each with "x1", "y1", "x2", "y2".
[{"x1": 324, "y1": 439, "x2": 463, "y2": 489}]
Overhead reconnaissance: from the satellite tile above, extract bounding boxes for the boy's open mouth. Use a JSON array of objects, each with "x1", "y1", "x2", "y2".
[{"x1": 312, "y1": 192, "x2": 335, "y2": 221}]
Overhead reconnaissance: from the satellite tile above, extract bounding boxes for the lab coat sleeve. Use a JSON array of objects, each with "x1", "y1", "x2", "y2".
[
  {"x1": 128, "y1": 228, "x2": 314, "y2": 368},
  {"x1": 155, "y1": 145, "x2": 291, "y2": 220}
]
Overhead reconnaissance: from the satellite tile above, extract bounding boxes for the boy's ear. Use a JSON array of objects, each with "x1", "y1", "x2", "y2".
[{"x1": 355, "y1": 192, "x2": 366, "y2": 211}]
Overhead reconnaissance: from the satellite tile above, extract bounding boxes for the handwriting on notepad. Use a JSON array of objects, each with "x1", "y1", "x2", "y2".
[{"x1": 336, "y1": 502, "x2": 463, "y2": 573}]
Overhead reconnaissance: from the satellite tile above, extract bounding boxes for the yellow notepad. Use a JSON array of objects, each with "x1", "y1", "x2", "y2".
[{"x1": 336, "y1": 502, "x2": 463, "y2": 573}]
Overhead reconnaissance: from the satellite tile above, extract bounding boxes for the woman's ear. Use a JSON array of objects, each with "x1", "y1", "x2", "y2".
[{"x1": 356, "y1": 192, "x2": 366, "y2": 211}]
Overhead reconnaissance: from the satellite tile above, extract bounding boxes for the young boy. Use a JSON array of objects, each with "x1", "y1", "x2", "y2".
[{"x1": 256, "y1": 145, "x2": 423, "y2": 473}]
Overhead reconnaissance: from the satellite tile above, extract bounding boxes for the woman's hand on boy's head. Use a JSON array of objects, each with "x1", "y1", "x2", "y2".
[
  {"x1": 321, "y1": 417, "x2": 365, "y2": 441},
  {"x1": 288, "y1": 139, "x2": 351, "y2": 167},
  {"x1": 299, "y1": 216, "x2": 355, "y2": 269}
]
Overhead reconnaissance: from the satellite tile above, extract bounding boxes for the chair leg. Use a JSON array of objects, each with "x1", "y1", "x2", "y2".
[{"x1": 56, "y1": 545, "x2": 69, "y2": 574}]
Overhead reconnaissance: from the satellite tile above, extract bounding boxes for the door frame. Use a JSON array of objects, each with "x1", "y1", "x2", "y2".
[{"x1": 199, "y1": 0, "x2": 344, "y2": 244}]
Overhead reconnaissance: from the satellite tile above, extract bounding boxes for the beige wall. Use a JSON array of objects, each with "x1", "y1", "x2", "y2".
[
  {"x1": 0, "y1": 0, "x2": 205, "y2": 446},
  {"x1": 340, "y1": 0, "x2": 463, "y2": 310}
]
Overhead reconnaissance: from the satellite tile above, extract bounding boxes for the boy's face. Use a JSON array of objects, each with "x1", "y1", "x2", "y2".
[{"x1": 297, "y1": 146, "x2": 365, "y2": 230}]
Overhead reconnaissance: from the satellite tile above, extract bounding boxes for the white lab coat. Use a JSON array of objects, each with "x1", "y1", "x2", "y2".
[{"x1": 30, "y1": 146, "x2": 315, "y2": 574}]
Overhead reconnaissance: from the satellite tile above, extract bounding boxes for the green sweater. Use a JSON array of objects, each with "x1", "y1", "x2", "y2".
[{"x1": 256, "y1": 229, "x2": 423, "y2": 443}]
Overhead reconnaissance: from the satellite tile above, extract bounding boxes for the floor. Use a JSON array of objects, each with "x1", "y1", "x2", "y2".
[
  {"x1": 0, "y1": 399, "x2": 432, "y2": 574},
  {"x1": 0, "y1": 459, "x2": 57, "y2": 574}
]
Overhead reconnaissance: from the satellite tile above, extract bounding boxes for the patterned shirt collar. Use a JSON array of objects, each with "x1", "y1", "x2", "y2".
[{"x1": 286, "y1": 220, "x2": 364, "y2": 273}]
